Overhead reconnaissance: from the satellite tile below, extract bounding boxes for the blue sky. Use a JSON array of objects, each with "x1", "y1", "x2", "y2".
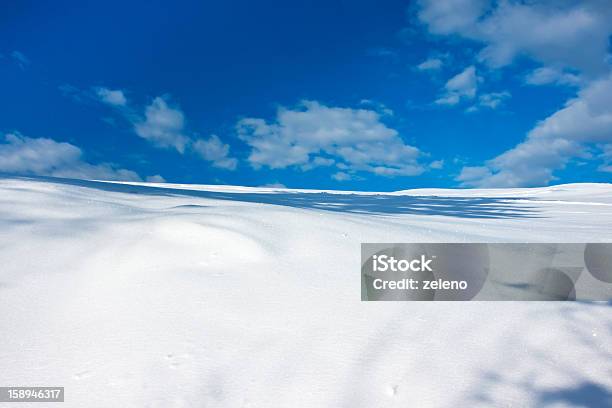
[{"x1": 1, "y1": 0, "x2": 612, "y2": 190}]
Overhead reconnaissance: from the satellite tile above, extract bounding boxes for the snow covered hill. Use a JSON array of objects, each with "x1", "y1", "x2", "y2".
[{"x1": 1, "y1": 176, "x2": 611, "y2": 407}]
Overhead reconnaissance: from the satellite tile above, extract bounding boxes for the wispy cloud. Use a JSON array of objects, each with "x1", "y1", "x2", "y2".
[
  {"x1": 133, "y1": 97, "x2": 190, "y2": 153},
  {"x1": 10, "y1": 51, "x2": 30, "y2": 69},
  {"x1": 416, "y1": 57, "x2": 443, "y2": 71},
  {"x1": 260, "y1": 182, "x2": 287, "y2": 188},
  {"x1": 429, "y1": 159, "x2": 444, "y2": 169},
  {"x1": 366, "y1": 47, "x2": 399, "y2": 60},
  {"x1": 466, "y1": 91, "x2": 511, "y2": 113},
  {"x1": 359, "y1": 99, "x2": 394, "y2": 116}
]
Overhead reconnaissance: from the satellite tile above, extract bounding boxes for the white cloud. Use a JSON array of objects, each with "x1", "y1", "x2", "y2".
[
  {"x1": 528, "y1": 76, "x2": 612, "y2": 143},
  {"x1": 457, "y1": 75, "x2": 612, "y2": 187},
  {"x1": 134, "y1": 97, "x2": 190, "y2": 153},
  {"x1": 260, "y1": 182, "x2": 287, "y2": 188},
  {"x1": 0, "y1": 133, "x2": 152, "y2": 181},
  {"x1": 237, "y1": 118, "x2": 310, "y2": 169},
  {"x1": 434, "y1": 94, "x2": 460, "y2": 106},
  {"x1": 435, "y1": 66, "x2": 479, "y2": 105},
  {"x1": 446, "y1": 66, "x2": 478, "y2": 97},
  {"x1": 332, "y1": 171, "x2": 352, "y2": 181},
  {"x1": 312, "y1": 156, "x2": 335, "y2": 166},
  {"x1": 417, "y1": 0, "x2": 490, "y2": 36},
  {"x1": 146, "y1": 175, "x2": 166, "y2": 183},
  {"x1": 301, "y1": 156, "x2": 335, "y2": 171},
  {"x1": 237, "y1": 100, "x2": 426, "y2": 179},
  {"x1": 359, "y1": 99, "x2": 394, "y2": 116},
  {"x1": 112, "y1": 95, "x2": 237, "y2": 169},
  {"x1": 192, "y1": 135, "x2": 238, "y2": 170},
  {"x1": 598, "y1": 144, "x2": 612, "y2": 172},
  {"x1": 417, "y1": 0, "x2": 612, "y2": 77},
  {"x1": 58, "y1": 84, "x2": 128, "y2": 107},
  {"x1": 460, "y1": 138, "x2": 580, "y2": 187},
  {"x1": 525, "y1": 67, "x2": 581, "y2": 87},
  {"x1": 599, "y1": 164, "x2": 612, "y2": 173},
  {"x1": 95, "y1": 87, "x2": 127, "y2": 106},
  {"x1": 456, "y1": 166, "x2": 493, "y2": 184},
  {"x1": 478, "y1": 91, "x2": 511, "y2": 109},
  {"x1": 417, "y1": 57, "x2": 443, "y2": 71},
  {"x1": 429, "y1": 159, "x2": 444, "y2": 169},
  {"x1": 466, "y1": 91, "x2": 511, "y2": 112},
  {"x1": 417, "y1": 1, "x2": 612, "y2": 187}
]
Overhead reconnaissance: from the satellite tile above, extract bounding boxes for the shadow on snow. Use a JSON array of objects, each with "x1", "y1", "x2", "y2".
[{"x1": 5, "y1": 175, "x2": 542, "y2": 219}]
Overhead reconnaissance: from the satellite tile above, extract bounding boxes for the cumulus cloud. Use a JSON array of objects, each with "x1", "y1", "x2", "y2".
[
  {"x1": 192, "y1": 135, "x2": 238, "y2": 170},
  {"x1": 95, "y1": 87, "x2": 127, "y2": 106},
  {"x1": 435, "y1": 66, "x2": 479, "y2": 105},
  {"x1": 457, "y1": 75, "x2": 612, "y2": 187},
  {"x1": 134, "y1": 97, "x2": 190, "y2": 153},
  {"x1": 528, "y1": 76, "x2": 612, "y2": 142},
  {"x1": 237, "y1": 100, "x2": 428, "y2": 179},
  {"x1": 416, "y1": 1, "x2": 612, "y2": 187},
  {"x1": 458, "y1": 138, "x2": 580, "y2": 187},
  {"x1": 0, "y1": 133, "x2": 152, "y2": 181},
  {"x1": 417, "y1": 0, "x2": 612, "y2": 77}
]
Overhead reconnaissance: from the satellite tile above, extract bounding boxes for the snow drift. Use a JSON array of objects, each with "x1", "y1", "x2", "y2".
[{"x1": 1, "y1": 176, "x2": 611, "y2": 407}]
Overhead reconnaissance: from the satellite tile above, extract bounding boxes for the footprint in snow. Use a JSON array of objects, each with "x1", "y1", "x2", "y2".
[
  {"x1": 73, "y1": 370, "x2": 92, "y2": 380},
  {"x1": 165, "y1": 353, "x2": 193, "y2": 369}
]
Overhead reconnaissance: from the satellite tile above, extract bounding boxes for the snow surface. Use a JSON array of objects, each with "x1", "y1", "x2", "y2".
[{"x1": 1, "y1": 175, "x2": 611, "y2": 407}]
